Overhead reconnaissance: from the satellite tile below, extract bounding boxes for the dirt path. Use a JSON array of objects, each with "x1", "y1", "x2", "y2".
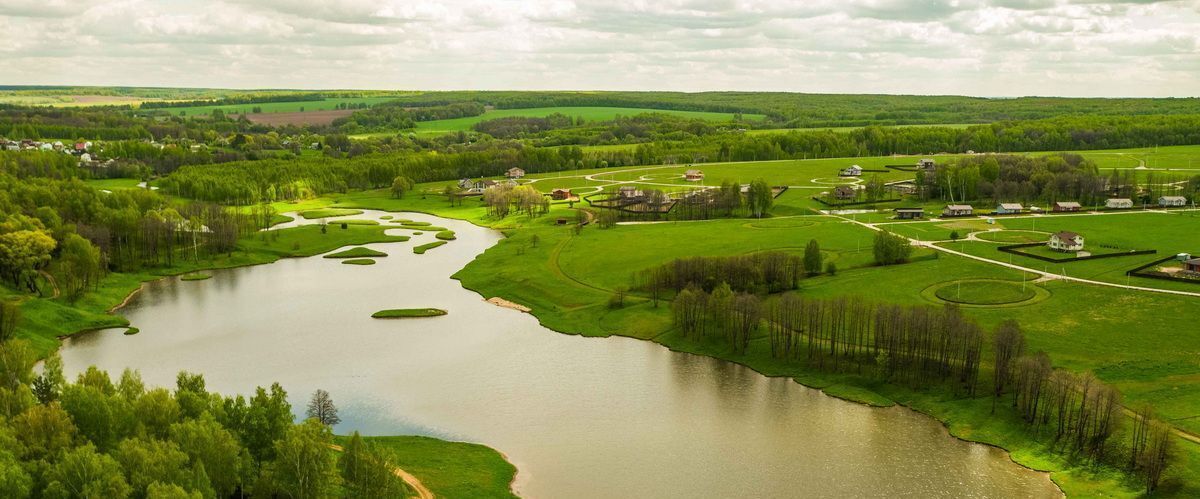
[
  {"x1": 328, "y1": 444, "x2": 435, "y2": 499},
  {"x1": 39, "y1": 270, "x2": 60, "y2": 299}
]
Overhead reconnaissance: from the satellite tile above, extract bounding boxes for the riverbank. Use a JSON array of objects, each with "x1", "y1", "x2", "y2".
[
  {"x1": 347, "y1": 435, "x2": 519, "y2": 499},
  {"x1": 294, "y1": 188, "x2": 1181, "y2": 497}
]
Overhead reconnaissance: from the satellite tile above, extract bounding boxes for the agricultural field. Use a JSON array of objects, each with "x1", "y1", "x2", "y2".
[{"x1": 413, "y1": 106, "x2": 766, "y2": 134}]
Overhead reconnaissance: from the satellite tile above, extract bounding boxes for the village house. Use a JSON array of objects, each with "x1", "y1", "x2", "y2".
[
  {"x1": 943, "y1": 204, "x2": 974, "y2": 217},
  {"x1": 832, "y1": 185, "x2": 856, "y2": 201},
  {"x1": 885, "y1": 180, "x2": 917, "y2": 195},
  {"x1": 995, "y1": 203, "x2": 1024, "y2": 215},
  {"x1": 506, "y1": 167, "x2": 526, "y2": 179},
  {"x1": 894, "y1": 208, "x2": 925, "y2": 220},
  {"x1": 1105, "y1": 198, "x2": 1133, "y2": 209},
  {"x1": 684, "y1": 169, "x2": 705, "y2": 182},
  {"x1": 917, "y1": 159, "x2": 936, "y2": 171},
  {"x1": 617, "y1": 186, "x2": 644, "y2": 199},
  {"x1": 1053, "y1": 201, "x2": 1082, "y2": 212},
  {"x1": 551, "y1": 188, "x2": 572, "y2": 200},
  {"x1": 1048, "y1": 231, "x2": 1085, "y2": 252},
  {"x1": 1159, "y1": 196, "x2": 1187, "y2": 207},
  {"x1": 1184, "y1": 257, "x2": 1200, "y2": 274},
  {"x1": 839, "y1": 165, "x2": 862, "y2": 177}
]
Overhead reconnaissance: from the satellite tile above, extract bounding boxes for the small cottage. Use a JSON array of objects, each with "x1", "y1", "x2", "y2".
[
  {"x1": 617, "y1": 186, "x2": 644, "y2": 199},
  {"x1": 1184, "y1": 258, "x2": 1200, "y2": 274},
  {"x1": 1105, "y1": 198, "x2": 1133, "y2": 209},
  {"x1": 832, "y1": 185, "x2": 856, "y2": 200},
  {"x1": 839, "y1": 165, "x2": 862, "y2": 177},
  {"x1": 684, "y1": 169, "x2": 705, "y2": 182},
  {"x1": 1159, "y1": 196, "x2": 1187, "y2": 207},
  {"x1": 1048, "y1": 231, "x2": 1084, "y2": 252},
  {"x1": 894, "y1": 208, "x2": 925, "y2": 220},
  {"x1": 551, "y1": 188, "x2": 572, "y2": 200},
  {"x1": 917, "y1": 159, "x2": 936, "y2": 171},
  {"x1": 1053, "y1": 201, "x2": 1082, "y2": 212},
  {"x1": 506, "y1": 167, "x2": 526, "y2": 179},
  {"x1": 943, "y1": 204, "x2": 974, "y2": 217},
  {"x1": 995, "y1": 203, "x2": 1024, "y2": 215}
]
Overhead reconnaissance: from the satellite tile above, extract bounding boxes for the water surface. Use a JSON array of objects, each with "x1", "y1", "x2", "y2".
[{"x1": 60, "y1": 210, "x2": 1061, "y2": 498}]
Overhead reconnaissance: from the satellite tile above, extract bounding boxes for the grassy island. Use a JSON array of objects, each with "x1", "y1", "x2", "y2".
[
  {"x1": 371, "y1": 308, "x2": 448, "y2": 318},
  {"x1": 323, "y1": 247, "x2": 389, "y2": 259},
  {"x1": 413, "y1": 241, "x2": 448, "y2": 254}
]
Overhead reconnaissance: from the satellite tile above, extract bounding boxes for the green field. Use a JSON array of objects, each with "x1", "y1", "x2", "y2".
[
  {"x1": 413, "y1": 106, "x2": 766, "y2": 134},
  {"x1": 146, "y1": 97, "x2": 398, "y2": 116},
  {"x1": 351, "y1": 436, "x2": 517, "y2": 499}
]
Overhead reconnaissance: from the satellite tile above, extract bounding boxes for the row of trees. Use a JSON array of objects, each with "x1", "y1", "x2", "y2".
[{"x1": 642, "y1": 251, "x2": 804, "y2": 295}]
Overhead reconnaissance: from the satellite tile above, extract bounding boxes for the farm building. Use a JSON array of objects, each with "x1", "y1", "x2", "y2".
[
  {"x1": 684, "y1": 169, "x2": 705, "y2": 181},
  {"x1": 917, "y1": 159, "x2": 936, "y2": 171},
  {"x1": 618, "y1": 186, "x2": 644, "y2": 199},
  {"x1": 943, "y1": 205, "x2": 974, "y2": 217},
  {"x1": 1185, "y1": 258, "x2": 1200, "y2": 274},
  {"x1": 995, "y1": 203, "x2": 1024, "y2": 215},
  {"x1": 506, "y1": 167, "x2": 526, "y2": 179},
  {"x1": 1053, "y1": 201, "x2": 1082, "y2": 212},
  {"x1": 1048, "y1": 231, "x2": 1084, "y2": 252},
  {"x1": 832, "y1": 185, "x2": 856, "y2": 200},
  {"x1": 1159, "y1": 196, "x2": 1187, "y2": 207},
  {"x1": 839, "y1": 165, "x2": 862, "y2": 177},
  {"x1": 894, "y1": 208, "x2": 925, "y2": 220},
  {"x1": 551, "y1": 188, "x2": 572, "y2": 200},
  {"x1": 1105, "y1": 198, "x2": 1133, "y2": 209}
]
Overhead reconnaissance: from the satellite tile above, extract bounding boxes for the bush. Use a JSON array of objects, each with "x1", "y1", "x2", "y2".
[
  {"x1": 608, "y1": 288, "x2": 627, "y2": 309},
  {"x1": 825, "y1": 262, "x2": 837, "y2": 275}
]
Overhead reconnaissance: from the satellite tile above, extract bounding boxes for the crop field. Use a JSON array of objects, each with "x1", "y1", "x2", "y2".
[{"x1": 413, "y1": 106, "x2": 767, "y2": 134}]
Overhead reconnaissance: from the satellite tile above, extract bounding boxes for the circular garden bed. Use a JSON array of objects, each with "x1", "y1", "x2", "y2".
[{"x1": 922, "y1": 279, "x2": 1049, "y2": 307}]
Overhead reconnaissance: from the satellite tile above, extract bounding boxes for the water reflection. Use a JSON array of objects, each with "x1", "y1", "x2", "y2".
[{"x1": 61, "y1": 210, "x2": 1060, "y2": 499}]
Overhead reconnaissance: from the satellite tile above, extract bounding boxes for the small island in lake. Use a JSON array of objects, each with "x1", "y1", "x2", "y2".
[{"x1": 372, "y1": 308, "x2": 448, "y2": 318}]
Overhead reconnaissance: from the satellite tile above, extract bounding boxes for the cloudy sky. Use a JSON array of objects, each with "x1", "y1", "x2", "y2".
[{"x1": 2, "y1": 0, "x2": 1198, "y2": 97}]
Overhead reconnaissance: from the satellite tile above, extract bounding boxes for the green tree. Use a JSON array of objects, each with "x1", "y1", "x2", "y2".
[
  {"x1": 43, "y1": 444, "x2": 131, "y2": 499},
  {"x1": 746, "y1": 179, "x2": 773, "y2": 218},
  {"x1": 57, "y1": 234, "x2": 102, "y2": 299},
  {"x1": 169, "y1": 417, "x2": 245, "y2": 497},
  {"x1": 145, "y1": 482, "x2": 202, "y2": 499},
  {"x1": 340, "y1": 432, "x2": 406, "y2": 498},
  {"x1": 134, "y1": 389, "x2": 180, "y2": 439},
  {"x1": 0, "y1": 301, "x2": 20, "y2": 343},
  {"x1": 873, "y1": 231, "x2": 913, "y2": 266},
  {"x1": 113, "y1": 437, "x2": 193, "y2": 497},
  {"x1": 12, "y1": 403, "x2": 76, "y2": 460},
  {"x1": 803, "y1": 239, "x2": 823, "y2": 275},
  {"x1": 244, "y1": 383, "x2": 292, "y2": 462},
  {"x1": 0, "y1": 230, "x2": 56, "y2": 294},
  {"x1": 390, "y1": 176, "x2": 415, "y2": 199},
  {"x1": 260, "y1": 419, "x2": 340, "y2": 499},
  {"x1": 31, "y1": 352, "x2": 65, "y2": 404}
]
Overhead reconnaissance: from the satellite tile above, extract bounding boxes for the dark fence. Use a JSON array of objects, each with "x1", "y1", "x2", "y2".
[
  {"x1": 1126, "y1": 255, "x2": 1200, "y2": 285},
  {"x1": 998, "y1": 243, "x2": 1156, "y2": 263}
]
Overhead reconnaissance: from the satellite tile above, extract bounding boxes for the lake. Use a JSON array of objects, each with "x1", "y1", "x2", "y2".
[{"x1": 59, "y1": 210, "x2": 1061, "y2": 498}]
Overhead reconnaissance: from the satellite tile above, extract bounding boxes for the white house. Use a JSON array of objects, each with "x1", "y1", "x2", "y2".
[
  {"x1": 839, "y1": 165, "x2": 863, "y2": 177},
  {"x1": 1105, "y1": 198, "x2": 1133, "y2": 209},
  {"x1": 995, "y1": 203, "x2": 1024, "y2": 215},
  {"x1": 506, "y1": 167, "x2": 526, "y2": 179},
  {"x1": 1048, "y1": 231, "x2": 1084, "y2": 252},
  {"x1": 1159, "y1": 196, "x2": 1187, "y2": 207}
]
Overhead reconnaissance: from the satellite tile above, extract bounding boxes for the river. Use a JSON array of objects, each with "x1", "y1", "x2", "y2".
[{"x1": 59, "y1": 210, "x2": 1061, "y2": 498}]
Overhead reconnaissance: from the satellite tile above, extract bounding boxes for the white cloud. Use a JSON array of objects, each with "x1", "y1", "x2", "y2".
[{"x1": 0, "y1": 0, "x2": 1197, "y2": 96}]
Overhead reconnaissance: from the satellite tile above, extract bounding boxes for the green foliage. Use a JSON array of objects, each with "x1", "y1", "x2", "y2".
[
  {"x1": 435, "y1": 230, "x2": 457, "y2": 240},
  {"x1": 257, "y1": 420, "x2": 341, "y2": 498},
  {"x1": 804, "y1": 239, "x2": 823, "y2": 275},
  {"x1": 338, "y1": 432, "x2": 407, "y2": 498},
  {"x1": 872, "y1": 230, "x2": 913, "y2": 265},
  {"x1": 44, "y1": 444, "x2": 131, "y2": 499}
]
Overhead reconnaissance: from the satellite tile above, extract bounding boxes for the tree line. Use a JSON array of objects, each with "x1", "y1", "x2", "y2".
[{"x1": 0, "y1": 336, "x2": 408, "y2": 497}]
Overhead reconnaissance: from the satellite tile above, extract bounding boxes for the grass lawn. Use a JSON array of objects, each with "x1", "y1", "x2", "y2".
[
  {"x1": 436, "y1": 230, "x2": 456, "y2": 240},
  {"x1": 933, "y1": 280, "x2": 1037, "y2": 305},
  {"x1": 151, "y1": 96, "x2": 397, "y2": 116},
  {"x1": 346, "y1": 436, "x2": 517, "y2": 499},
  {"x1": 85, "y1": 178, "x2": 144, "y2": 190},
  {"x1": 371, "y1": 308, "x2": 447, "y2": 318},
  {"x1": 299, "y1": 208, "x2": 364, "y2": 219},
  {"x1": 323, "y1": 247, "x2": 389, "y2": 259}
]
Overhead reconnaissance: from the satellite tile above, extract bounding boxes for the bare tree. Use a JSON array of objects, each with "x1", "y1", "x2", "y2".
[{"x1": 306, "y1": 389, "x2": 341, "y2": 426}]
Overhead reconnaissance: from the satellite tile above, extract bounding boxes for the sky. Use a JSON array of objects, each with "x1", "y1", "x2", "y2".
[{"x1": 2, "y1": 0, "x2": 1198, "y2": 97}]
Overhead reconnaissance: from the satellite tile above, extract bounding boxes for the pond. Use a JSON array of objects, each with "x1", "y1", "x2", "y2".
[{"x1": 59, "y1": 210, "x2": 1061, "y2": 498}]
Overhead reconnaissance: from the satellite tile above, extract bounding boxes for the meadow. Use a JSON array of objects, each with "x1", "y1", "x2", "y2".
[{"x1": 412, "y1": 106, "x2": 766, "y2": 134}]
